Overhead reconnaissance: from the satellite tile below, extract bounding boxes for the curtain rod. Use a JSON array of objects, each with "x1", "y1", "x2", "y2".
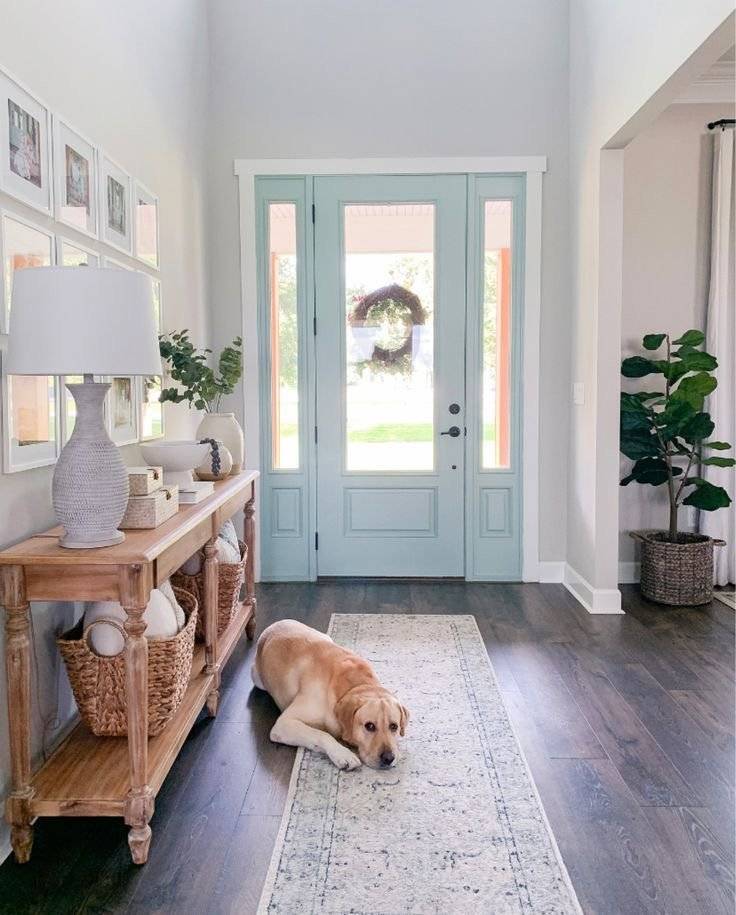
[{"x1": 707, "y1": 118, "x2": 735, "y2": 130}]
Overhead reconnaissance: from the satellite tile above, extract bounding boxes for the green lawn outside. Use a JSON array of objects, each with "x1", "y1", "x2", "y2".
[{"x1": 280, "y1": 422, "x2": 496, "y2": 442}]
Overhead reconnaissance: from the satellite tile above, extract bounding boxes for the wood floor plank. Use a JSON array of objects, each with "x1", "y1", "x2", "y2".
[
  {"x1": 547, "y1": 644, "x2": 700, "y2": 806},
  {"x1": 641, "y1": 806, "x2": 735, "y2": 915},
  {"x1": 669, "y1": 689, "x2": 735, "y2": 756},
  {"x1": 212, "y1": 814, "x2": 281, "y2": 915}
]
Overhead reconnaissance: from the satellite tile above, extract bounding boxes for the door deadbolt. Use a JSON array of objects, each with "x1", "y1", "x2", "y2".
[
  {"x1": 448, "y1": 403, "x2": 460, "y2": 414},
  {"x1": 440, "y1": 426, "x2": 461, "y2": 438}
]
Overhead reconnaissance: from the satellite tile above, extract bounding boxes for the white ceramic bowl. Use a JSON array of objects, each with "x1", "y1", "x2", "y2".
[{"x1": 140, "y1": 441, "x2": 211, "y2": 486}]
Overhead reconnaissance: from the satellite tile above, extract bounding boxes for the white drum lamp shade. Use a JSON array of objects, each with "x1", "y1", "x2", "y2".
[
  {"x1": 6, "y1": 267, "x2": 162, "y2": 548},
  {"x1": 6, "y1": 267, "x2": 161, "y2": 376}
]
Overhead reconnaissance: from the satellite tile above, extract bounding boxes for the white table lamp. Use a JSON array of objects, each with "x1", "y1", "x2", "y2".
[{"x1": 6, "y1": 267, "x2": 162, "y2": 548}]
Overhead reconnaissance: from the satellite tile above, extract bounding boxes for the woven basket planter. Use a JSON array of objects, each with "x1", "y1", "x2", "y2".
[
  {"x1": 58, "y1": 587, "x2": 197, "y2": 737},
  {"x1": 172, "y1": 540, "x2": 247, "y2": 640},
  {"x1": 631, "y1": 530, "x2": 725, "y2": 606}
]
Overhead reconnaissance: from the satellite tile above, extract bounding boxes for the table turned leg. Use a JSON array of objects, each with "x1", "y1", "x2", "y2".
[
  {"x1": 244, "y1": 494, "x2": 256, "y2": 640},
  {"x1": 204, "y1": 536, "x2": 220, "y2": 716},
  {"x1": 119, "y1": 565, "x2": 154, "y2": 865},
  {"x1": 2, "y1": 566, "x2": 34, "y2": 863}
]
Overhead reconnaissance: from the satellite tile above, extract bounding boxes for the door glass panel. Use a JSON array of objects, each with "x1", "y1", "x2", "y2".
[
  {"x1": 344, "y1": 204, "x2": 434, "y2": 471},
  {"x1": 269, "y1": 203, "x2": 299, "y2": 469},
  {"x1": 482, "y1": 200, "x2": 512, "y2": 469}
]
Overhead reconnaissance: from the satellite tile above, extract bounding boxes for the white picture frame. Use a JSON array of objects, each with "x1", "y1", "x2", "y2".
[
  {"x1": 1, "y1": 210, "x2": 55, "y2": 333},
  {"x1": 152, "y1": 277, "x2": 162, "y2": 331},
  {"x1": 138, "y1": 375, "x2": 164, "y2": 441},
  {"x1": 56, "y1": 235, "x2": 100, "y2": 267},
  {"x1": 133, "y1": 180, "x2": 159, "y2": 268},
  {"x1": 107, "y1": 374, "x2": 138, "y2": 445},
  {"x1": 1, "y1": 360, "x2": 60, "y2": 473},
  {"x1": 52, "y1": 117, "x2": 98, "y2": 238},
  {"x1": 102, "y1": 254, "x2": 133, "y2": 270},
  {"x1": 0, "y1": 69, "x2": 52, "y2": 215},
  {"x1": 100, "y1": 154, "x2": 132, "y2": 253}
]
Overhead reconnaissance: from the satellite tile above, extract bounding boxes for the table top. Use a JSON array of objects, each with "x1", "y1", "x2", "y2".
[{"x1": 0, "y1": 471, "x2": 258, "y2": 567}]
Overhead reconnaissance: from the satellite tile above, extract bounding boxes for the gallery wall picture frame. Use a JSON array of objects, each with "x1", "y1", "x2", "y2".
[
  {"x1": 52, "y1": 117, "x2": 98, "y2": 238},
  {"x1": 56, "y1": 235, "x2": 100, "y2": 267},
  {"x1": 100, "y1": 154, "x2": 132, "y2": 254},
  {"x1": 133, "y1": 180, "x2": 159, "y2": 269},
  {"x1": 107, "y1": 374, "x2": 139, "y2": 445},
  {"x1": 102, "y1": 254, "x2": 133, "y2": 270},
  {"x1": 138, "y1": 375, "x2": 164, "y2": 441},
  {"x1": 1, "y1": 209, "x2": 55, "y2": 333},
  {"x1": 0, "y1": 69, "x2": 53, "y2": 215},
  {"x1": 1, "y1": 358, "x2": 60, "y2": 473}
]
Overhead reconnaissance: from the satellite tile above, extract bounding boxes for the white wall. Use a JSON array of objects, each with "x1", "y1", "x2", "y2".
[
  {"x1": 566, "y1": 0, "x2": 734, "y2": 604},
  {"x1": 619, "y1": 103, "x2": 735, "y2": 567},
  {"x1": 0, "y1": 0, "x2": 209, "y2": 856},
  {"x1": 206, "y1": 0, "x2": 571, "y2": 565}
]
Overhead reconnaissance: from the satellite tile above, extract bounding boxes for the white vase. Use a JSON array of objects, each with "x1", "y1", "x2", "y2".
[{"x1": 196, "y1": 412, "x2": 244, "y2": 474}]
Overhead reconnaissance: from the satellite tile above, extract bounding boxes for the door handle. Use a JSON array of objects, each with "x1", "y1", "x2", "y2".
[{"x1": 440, "y1": 426, "x2": 462, "y2": 438}]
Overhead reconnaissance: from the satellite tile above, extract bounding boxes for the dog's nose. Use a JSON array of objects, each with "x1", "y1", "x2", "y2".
[{"x1": 380, "y1": 750, "x2": 395, "y2": 768}]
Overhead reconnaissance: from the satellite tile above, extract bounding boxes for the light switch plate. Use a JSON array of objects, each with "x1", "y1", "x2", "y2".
[{"x1": 573, "y1": 382, "x2": 585, "y2": 405}]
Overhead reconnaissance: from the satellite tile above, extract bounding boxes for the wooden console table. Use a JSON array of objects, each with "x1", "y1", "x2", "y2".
[{"x1": 0, "y1": 471, "x2": 258, "y2": 865}]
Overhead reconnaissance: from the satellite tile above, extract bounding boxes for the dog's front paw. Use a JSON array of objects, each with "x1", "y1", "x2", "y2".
[{"x1": 329, "y1": 747, "x2": 361, "y2": 771}]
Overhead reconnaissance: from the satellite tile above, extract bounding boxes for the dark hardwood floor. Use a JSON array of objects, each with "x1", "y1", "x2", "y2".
[{"x1": 0, "y1": 582, "x2": 733, "y2": 914}]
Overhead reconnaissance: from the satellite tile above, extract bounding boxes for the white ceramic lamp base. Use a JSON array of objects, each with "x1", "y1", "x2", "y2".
[{"x1": 53, "y1": 382, "x2": 129, "y2": 549}]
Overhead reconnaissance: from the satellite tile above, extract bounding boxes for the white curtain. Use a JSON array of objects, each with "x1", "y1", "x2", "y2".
[{"x1": 701, "y1": 127, "x2": 736, "y2": 586}]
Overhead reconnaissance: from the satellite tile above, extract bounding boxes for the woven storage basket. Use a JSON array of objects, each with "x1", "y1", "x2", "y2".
[
  {"x1": 631, "y1": 530, "x2": 725, "y2": 606},
  {"x1": 172, "y1": 540, "x2": 247, "y2": 640},
  {"x1": 58, "y1": 587, "x2": 197, "y2": 737}
]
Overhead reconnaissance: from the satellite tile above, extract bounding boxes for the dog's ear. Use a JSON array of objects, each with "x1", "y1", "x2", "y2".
[
  {"x1": 399, "y1": 703, "x2": 410, "y2": 737},
  {"x1": 334, "y1": 692, "x2": 362, "y2": 743}
]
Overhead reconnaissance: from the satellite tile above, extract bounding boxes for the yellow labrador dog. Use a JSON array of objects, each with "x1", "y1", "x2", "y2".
[{"x1": 253, "y1": 619, "x2": 409, "y2": 771}]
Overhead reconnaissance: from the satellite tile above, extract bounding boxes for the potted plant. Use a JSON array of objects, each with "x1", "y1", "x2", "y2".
[
  {"x1": 620, "y1": 329, "x2": 733, "y2": 605},
  {"x1": 159, "y1": 331, "x2": 245, "y2": 474}
]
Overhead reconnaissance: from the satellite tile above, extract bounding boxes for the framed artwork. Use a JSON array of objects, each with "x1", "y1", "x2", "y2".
[
  {"x1": 1, "y1": 364, "x2": 60, "y2": 472},
  {"x1": 100, "y1": 155, "x2": 132, "y2": 253},
  {"x1": 134, "y1": 180, "x2": 159, "y2": 268},
  {"x1": 1, "y1": 211, "x2": 54, "y2": 333},
  {"x1": 139, "y1": 375, "x2": 164, "y2": 441},
  {"x1": 107, "y1": 375, "x2": 138, "y2": 445},
  {"x1": 0, "y1": 69, "x2": 52, "y2": 214},
  {"x1": 56, "y1": 236, "x2": 99, "y2": 267},
  {"x1": 53, "y1": 118, "x2": 98, "y2": 237}
]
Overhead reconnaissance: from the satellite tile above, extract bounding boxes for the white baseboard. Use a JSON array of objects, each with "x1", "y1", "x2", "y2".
[
  {"x1": 538, "y1": 561, "x2": 565, "y2": 582},
  {"x1": 563, "y1": 563, "x2": 624, "y2": 614},
  {"x1": 618, "y1": 561, "x2": 640, "y2": 584}
]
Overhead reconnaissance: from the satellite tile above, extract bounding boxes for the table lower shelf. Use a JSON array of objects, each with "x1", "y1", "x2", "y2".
[{"x1": 28, "y1": 601, "x2": 254, "y2": 819}]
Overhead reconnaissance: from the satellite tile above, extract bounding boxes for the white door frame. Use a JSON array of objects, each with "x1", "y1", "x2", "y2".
[{"x1": 234, "y1": 156, "x2": 547, "y2": 582}]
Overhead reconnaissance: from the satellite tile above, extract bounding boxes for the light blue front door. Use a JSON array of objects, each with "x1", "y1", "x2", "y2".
[
  {"x1": 256, "y1": 173, "x2": 525, "y2": 580},
  {"x1": 314, "y1": 175, "x2": 467, "y2": 576}
]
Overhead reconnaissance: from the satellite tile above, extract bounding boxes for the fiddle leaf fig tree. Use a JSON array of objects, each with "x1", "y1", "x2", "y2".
[
  {"x1": 158, "y1": 330, "x2": 243, "y2": 413},
  {"x1": 620, "y1": 329, "x2": 734, "y2": 541}
]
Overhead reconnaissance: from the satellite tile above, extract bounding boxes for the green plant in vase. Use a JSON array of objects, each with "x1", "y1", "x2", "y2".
[
  {"x1": 620, "y1": 329, "x2": 733, "y2": 605},
  {"x1": 159, "y1": 330, "x2": 245, "y2": 474}
]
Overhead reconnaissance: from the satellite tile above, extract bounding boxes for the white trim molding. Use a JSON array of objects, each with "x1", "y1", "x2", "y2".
[
  {"x1": 563, "y1": 564, "x2": 624, "y2": 614},
  {"x1": 538, "y1": 561, "x2": 565, "y2": 583},
  {"x1": 618, "y1": 561, "x2": 640, "y2": 584},
  {"x1": 235, "y1": 156, "x2": 547, "y2": 582}
]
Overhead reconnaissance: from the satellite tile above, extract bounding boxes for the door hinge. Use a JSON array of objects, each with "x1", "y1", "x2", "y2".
[
  {"x1": 314, "y1": 425, "x2": 318, "y2": 444},
  {"x1": 315, "y1": 531, "x2": 319, "y2": 551},
  {"x1": 313, "y1": 314, "x2": 317, "y2": 335},
  {"x1": 311, "y1": 203, "x2": 316, "y2": 224}
]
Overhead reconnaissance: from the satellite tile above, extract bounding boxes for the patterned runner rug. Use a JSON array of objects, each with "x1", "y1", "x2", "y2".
[{"x1": 258, "y1": 614, "x2": 581, "y2": 914}]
